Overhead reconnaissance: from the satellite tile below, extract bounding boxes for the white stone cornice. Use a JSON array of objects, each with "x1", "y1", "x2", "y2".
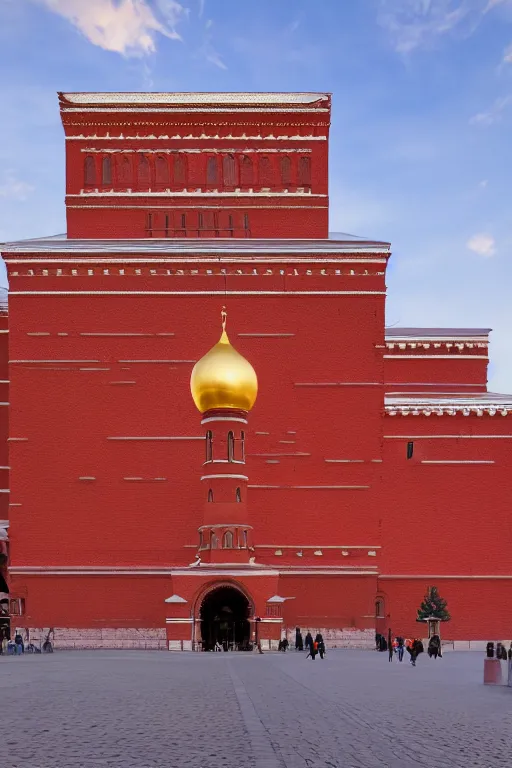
[
  {"x1": 385, "y1": 340, "x2": 488, "y2": 351},
  {"x1": 385, "y1": 395, "x2": 512, "y2": 417}
]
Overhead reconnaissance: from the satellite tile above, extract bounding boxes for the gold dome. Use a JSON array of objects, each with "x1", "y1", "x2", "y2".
[{"x1": 190, "y1": 309, "x2": 258, "y2": 413}]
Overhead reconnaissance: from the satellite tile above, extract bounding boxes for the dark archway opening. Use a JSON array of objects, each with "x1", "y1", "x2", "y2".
[{"x1": 200, "y1": 586, "x2": 251, "y2": 651}]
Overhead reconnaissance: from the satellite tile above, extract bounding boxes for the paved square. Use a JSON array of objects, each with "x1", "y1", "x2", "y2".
[{"x1": 1, "y1": 650, "x2": 510, "y2": 768}]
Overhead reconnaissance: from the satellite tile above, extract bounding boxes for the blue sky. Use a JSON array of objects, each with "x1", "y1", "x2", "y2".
[{"x1": 0, "y1": 0, "x2": 511, "y2": 389}]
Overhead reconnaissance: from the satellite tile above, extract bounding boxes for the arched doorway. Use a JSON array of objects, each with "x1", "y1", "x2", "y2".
[{"x1": 199, "y1": 585, "x2": 251, "y2": 651}]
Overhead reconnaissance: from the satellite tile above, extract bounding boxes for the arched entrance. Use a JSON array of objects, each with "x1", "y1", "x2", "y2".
[{"x1": 199, "y1": 585, "x2": 251, "y2": 651}]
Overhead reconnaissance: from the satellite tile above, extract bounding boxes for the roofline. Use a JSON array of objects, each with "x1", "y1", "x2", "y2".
[
  {"x1": 58, "y1": 92, "x2": 331, "y2": 109},
  {"x1": 0, "y1": 236, "x2": 391, "y2": 255}
]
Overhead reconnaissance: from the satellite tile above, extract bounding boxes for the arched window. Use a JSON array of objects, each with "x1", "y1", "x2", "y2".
[
  {"x1": 223, "y1": 531, "x2": 234, "y2": 549},
  {"x1": 155, "y1": 155, "x2": 169, "y2": 185},
  {"x1": 84, "y1": 155, "x2": 96, "y2": 186},
  {"x1": 240, "y1": 155, "x2": 253, "y2": 186},
  {"x1": 174, "y1": 154, "x2": 186, "y2": 186},
  {"x1": 241, "y1": 530, "x2": 248, "y2": 548},
  {"x1": 375, "y1": 598, "x2": 384, "y2": 618},
  {"x1": 298, "y1": 156, "x2": 311, "y2": 186},
  {"x1": 280, "y1": 155, "x2": 292, "y2": 186},
  {"x1": 205, "y1": 430, "x2": 213, "y2": 462},
  {"x1": 222, "y1": 154, "x2": 237, "y2": 187},
  {"x1": 211, "y1": 533, "x2": 219, "y2": 549},
  {"x1": 227, "y1": 431, "x2": 235, "y2": 462},
  {"x1": 236, "y1": 487, "x2": 241, "y2": 503},
  {"x1": 138, "y1": 155, "x2": 150, "y2": 187},
  {"x1": 240, "y1": 431, "x2": 245, "y2": 462},
  {"x1": 119, "y1": 156, "x2": 132, "y2": 186},
  {"x1": 207, "y1": 156, "x2": 218, "y2": 185},
  {"x1": 102, "y1": 156, "x2": 112, "y2": 185},
  {"x1": 208, "y1": 489, "x2": 214, "y2": 503},
  {"x1": 259, "y1": 156, "x2": 272, "y2": 188}
]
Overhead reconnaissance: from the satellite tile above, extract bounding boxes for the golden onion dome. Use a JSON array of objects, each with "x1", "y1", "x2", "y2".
[{"x1": 190, "y1": 308, "x2": 258, "y2": 414}]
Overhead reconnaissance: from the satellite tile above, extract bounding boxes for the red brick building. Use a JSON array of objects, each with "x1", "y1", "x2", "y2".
[{"x1": 1, "y1": 92, "x2": 510, "y2": 650}]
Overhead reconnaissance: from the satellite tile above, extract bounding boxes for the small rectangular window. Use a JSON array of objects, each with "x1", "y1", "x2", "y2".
[
  {"x1": 198, "y1": 213, "x2": 204, "y2": 229},
  {"x1": 244, "y1": 214, "x2": 249, "y2": 230},
  {"x1": 181, "y1": 213, "x2": 186, "y2": 229},
  {"x1": 406, "y1": 441, "x2": 414, "y2": 460}
]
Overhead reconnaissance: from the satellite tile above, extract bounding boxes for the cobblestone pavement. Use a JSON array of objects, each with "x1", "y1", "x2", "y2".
[{"x1": 1, "y1": 650, "x2": 510, "y2": 768}]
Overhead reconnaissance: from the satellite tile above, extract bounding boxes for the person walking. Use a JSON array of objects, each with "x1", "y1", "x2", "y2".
[
  {"x1": 305, "y1": 631, "x2": 313, "y2": 654},
  {"x1": 396, "y1": 636, "x2": 405, "y2": 662},
  {"x1": 295, "y1": 630, "x2": 304, "y2": 652},
  {"x1": 409, "y1": 638, "x2": 424, "y2": 667},
  {"x1": 14, "y1": 632, "x2": 24, "y2": 655},
  {"x1": 306, "y1": 639, "x2": 318, "y2": 660},
  {"x1": 315, "y1": 633, "x2": 326, "y2": 659}
]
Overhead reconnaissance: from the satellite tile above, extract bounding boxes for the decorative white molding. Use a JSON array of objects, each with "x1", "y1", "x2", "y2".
[
  {"x1": 379, "y1": 574, "x2": 512, "y2": 580},
  {"x1": 82, "y1": 147, "x2": 313, "y2": 154},
  {"x1": 164, "y1": 594, "x2": 188, "y2": 603},
  {"x1": 67, "y1": 133, "x2": 328, "y2": 141},
  {"x1": 384, "y1": 354, "x2": 488, "y2": 359},
  {"x1": 118, "y1": 359, "x2": 195, "y2": 364},
  {"x1": 255, "y1": 545, "x2": 381, "y2": 550},
  {"x1": 295, "y1": 382, "x2": 381, "y2": 387},
  {"x1": 420, "y1": 460, "x2": 494, "y2": 465},
  {"x1": 10, "y1": 359, "x2": 100, "y2": 364},
  {"x1": 108, "y1": 436, "x2": 202, "y2": 441},
  {"x1": 201, "y1": 474, "x2": 248, "y2": 481},
  {"x1": 237, "y1": 333, "x2": 295, "y2": 338},
  {"x1": 10, "y1": 291, "x2": 387, "y2": 297},
  {"x1": 248, "y1": 485, "x2": 369, "y2": 490},
  {"x1": 73, "y1": 190, "x2": 324, "y2": 198},
  {"x1": 384, "y1": 434, "x2": 512, "y2": 439},
  {"x1": 325, "y1": 459, "x2": 364, "y2": 463},
  {"x1": 61, "y1": 92, "x2": 330, "y2": 105},
  {"x1": 201, "y1": 416, "x2": 248, "y2": 425},
  {"x1": 385, "y1": 396, "x2": 512, "y2": 417}
]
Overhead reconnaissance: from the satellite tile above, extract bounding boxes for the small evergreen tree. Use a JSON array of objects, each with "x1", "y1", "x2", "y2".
[{"x1": 416, "y1": 586, "x2": 451, "y2": 622}]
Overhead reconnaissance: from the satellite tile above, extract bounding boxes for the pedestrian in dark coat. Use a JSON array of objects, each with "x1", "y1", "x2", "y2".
[
  {"x1": 408, "y1": 638, "x2": 424, "y2": 667},
  {"x1": 315, "y1": 633, "x2": 326, "y2": 659},
  {"x1": 305, "y1": 632, "x2": 313, "y2": 652}
]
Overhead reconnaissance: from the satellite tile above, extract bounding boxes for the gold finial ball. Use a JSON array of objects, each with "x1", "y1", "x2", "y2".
[{"x1": 190, "y1": 311, "x2": 258, "y2": 414}]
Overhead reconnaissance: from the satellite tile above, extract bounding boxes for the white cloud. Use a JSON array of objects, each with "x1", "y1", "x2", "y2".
[
  {"x1": 0, "y1": 171, "x2": 35, "y2": 201},
  {"x1": 467, "y1": 232, "x2": 496, "y2": 256},
  {"x1": 470, "y1": 94, "x2": 512, "y2": 124},
  {"x1": 504, "y1": 43, "x2": 512, "y2": 61},
  {"x1": 479, "y1": 179, "x2": 488, "y2": 187},
  {"x1": 378, "y1": 0, "x2": 506, "y2": 53},
  {"x1": 34, "y1": 0, "x2": 187, "y2": 57}
]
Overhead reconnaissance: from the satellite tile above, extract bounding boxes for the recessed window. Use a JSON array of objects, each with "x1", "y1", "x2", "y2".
[
  {"x1": 138, "y1": 155, "x2": 150, "y2": 187},
  {"x1": 298, "y1": 156, "x2": 311, "y2": 186},
  {"x1": 375, "y1": 598, "x2": 384, "y2": 618},
  {"x1": 223, "y1": 154, "x2": 237, "y2": 186},
  {"x1": 223, "y1": 531, "x2": 234, "y2": 549},
  {"x1": 281, "y1": 155, "x2": 292, "y2": 186},
  {"x1": 259, "y1": 156, "x2": 272, "y2": 187},
  {"x1": 119, "y1": 156, "x2": 131, "y2": 186},
  {"x1": 207, "y1": 156, "x2": 218, "y2": 185},
  {"x1": 236, "y1": 487, "x2": 241, "y2": 503},
  {"x1": 174, "y1": 154, "x2": 186, "y2": 185},
  {"x1": 84, "y1": 156, "x2": 96, "y2": 186},
  {"x1": 407, "y1": 441, "x2": 414, "y2": 460},
  {"x1": 211, "y1": 534, "x2": 219, "y2": 549},
  {"x1": 240, "y1": 155, "x2": 253, "y2": 186},
  {"x1": 227, "y1": 431, "x2": 235, "y2": 462},
  {"x1": 102, "y1": 156, "x2": 112, "y2": 185},
  {"x1": 208, "y1": 489, "x2": 214, "y2": 503},
  {"x1": 155, "y1": 155, "x2": 169, "y2": 185}
]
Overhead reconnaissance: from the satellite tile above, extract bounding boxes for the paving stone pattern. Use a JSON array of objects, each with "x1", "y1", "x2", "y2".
[{"x1": 1, "y1": 650, "x2": 510, "y2": 768}]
